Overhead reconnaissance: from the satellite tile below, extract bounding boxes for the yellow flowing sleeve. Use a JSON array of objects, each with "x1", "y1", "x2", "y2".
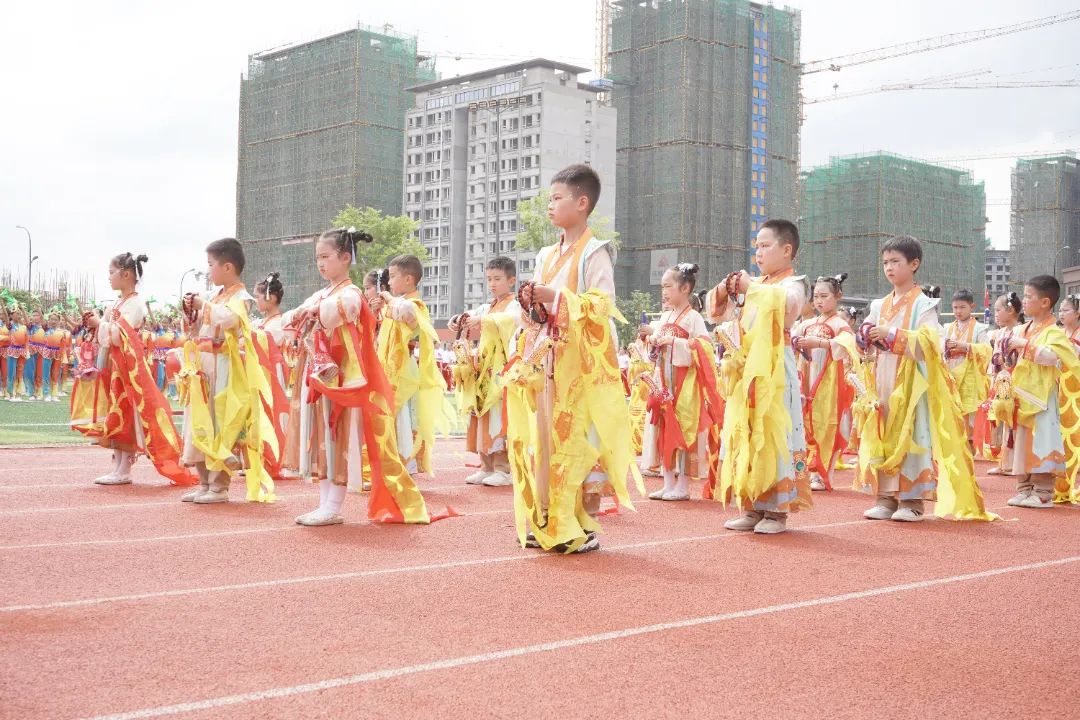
[
  {"x1": 911, "y1": 327, "x2": 996, "y2": 521},
  {"x1": 716, "y1": 283, "x2": 788, "y2": 506}
]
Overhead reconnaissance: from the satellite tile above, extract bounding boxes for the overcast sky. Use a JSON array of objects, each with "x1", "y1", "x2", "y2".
[{"x1": 3, "y1": 0, "x2": 1078, "y2": 303}]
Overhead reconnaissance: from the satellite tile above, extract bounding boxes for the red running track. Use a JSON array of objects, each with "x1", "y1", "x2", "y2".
[{"x1": 0, "y1": 442, "x2": 1077, "y2": 719}]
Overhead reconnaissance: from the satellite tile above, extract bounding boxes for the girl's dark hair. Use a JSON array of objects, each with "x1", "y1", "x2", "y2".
[
  {"x1": 998, "y1": 292, "x2": 1025, "y2": 323},
  {"x1": 668, "y1": 262, "x2": 700, "y2": 291},
  {"x1": 255, "y1": 271, "x2": 284, "y2": 304},
  {"x1": 365, "y1": 268, "x2": 391, "y2": 291},
  {"x1": 841, "y1": 306, "x2": 859, "y2": 321},
  {"x1": 815, "y1": 272, "x2": 847, "y2": 295},
  {"x1": 318, "y1": 226, "x2": 373, "y2": 264},
  {"x1": 112, "y1": 252, "x2": 149, "y2": 280},
  {"x1": 881, "y1": 235, "x2": 923, "y2": 267},
  {"x1": 1063, "y1": 294, "x2": 1080, "y2": 312},
  {"x1": 921, "y1": 284, "x2": 941, "y2": 299}
]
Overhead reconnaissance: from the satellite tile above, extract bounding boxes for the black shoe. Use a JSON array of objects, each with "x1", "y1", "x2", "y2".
[
  {"x1": 552, "y1": 531, "x2": 599, "y2": 554},
  {"x1": 524, "y1": 532, "x2": 541, "y2": 549}
]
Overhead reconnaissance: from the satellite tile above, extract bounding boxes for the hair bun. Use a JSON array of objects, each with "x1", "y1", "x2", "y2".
[
  {"x1": 136, "y1": 254, "x2": 149, "y2": 264},
  {"x1": 343, "y1": 226, "x2": 374, "y2": 245},
  {"x1": 835, "y1": 272, "x2": 848, "y2": 284},
  {"x1": 675, "y1": 262, "x2": 699, "y2": 275},
  {"x1": 921, "y1": 284, "x2": 941, "y2": 299}
]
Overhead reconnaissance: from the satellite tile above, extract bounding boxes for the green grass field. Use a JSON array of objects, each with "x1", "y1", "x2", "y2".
[
  {"x1": 0, "y1": 396, "x2": 89, "y2": 446},
  {"x1": 0, "y1": 390, "x2": 466, "y2": 447},
  {"x1": 0, "y1": 391, "x2": 185, "y2": 447}
]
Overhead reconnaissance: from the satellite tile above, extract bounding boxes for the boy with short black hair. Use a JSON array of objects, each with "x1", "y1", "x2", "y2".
[
  {"x1": 1004, "y1": 274, "x2": 1080, "y2": 507},
  {"x1": 375, "y1": 254, "x2": 448, "y2": 476},
  {"x1": 449, "y1": 256, "x2": 520, "y2": 486},
  {"x1": 851, "y1": 235, "x2": 995, "y2": 522},
  {"x1": 506, "y1": 163, "x2": 638, "y2": 553},
  {"x1": 179, "y1": 237, "x2": 276, "y2": 504},
  {"x1": 702, "y1": 218, "x2": 812, "y2": 534},
  {"x1": 944, "y1": 289, "x2": 991, "y2": 439}
]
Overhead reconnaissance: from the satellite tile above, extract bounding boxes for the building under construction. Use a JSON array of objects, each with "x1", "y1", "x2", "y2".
[
  {"x1": 236, "y1": 25, "x2": 437, "y2": 299},
  {"x1": 798, "y1": 152, "x2": 986, "y2": 305},
  {"x1": 1010, "y1": 153, "x2": 1080, "y2": 288},
  {"x1": 608, "y1": 0, "x2": 801, "y2": 292}
]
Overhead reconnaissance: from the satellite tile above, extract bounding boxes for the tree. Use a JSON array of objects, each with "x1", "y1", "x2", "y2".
[
  {"x1": 514, "y1": 189, "x2": 620, "y2": 252},
  {"x1": 615, "y1": 290, "x2": 658, "y2": 350},
  {"x1": 329, "y1": 205, "x2": 428, "y2": 285}
]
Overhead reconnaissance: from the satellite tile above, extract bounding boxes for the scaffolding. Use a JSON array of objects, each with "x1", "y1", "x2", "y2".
[
  {"x1": 237, "y1": 24, "x2": 437, "y2": 299},
  {"x1": 799, "y1": 152, "x2": 987, "y2": 304},
  {"x1": 609, "y1": 0, "x2": 801, "y2": 293},
  {"x1": 1010, "y1": 152, "x2": 1080, "y2": 287}
]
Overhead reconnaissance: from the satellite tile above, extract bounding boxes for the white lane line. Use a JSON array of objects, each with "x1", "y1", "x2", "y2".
[
  {"x1": 0, "y1": 484, "x2": 470, "y2": 515},
  {"x1": 1, "y1": 519, "x2": 875, "y2": 613},
  {"x1": 0, "y1": 483, "x2": 176, "y2": 491},
  {"x1": 80, "y1": 554, "x2": 1080, "y2": 720},
  {"x1": 0, "y1": 509, "x2": 512, "y2": 550}
]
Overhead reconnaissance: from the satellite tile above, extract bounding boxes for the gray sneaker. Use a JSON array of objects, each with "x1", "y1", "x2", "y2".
[
  {"x1": 753, "y1": 513, "x2": 787, "y2": 534},
  {"x1": 724, "y1": 511, "x2": 764, "y2": 531}
]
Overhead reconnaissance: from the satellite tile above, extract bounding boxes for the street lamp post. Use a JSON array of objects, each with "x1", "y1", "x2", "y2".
[
  {"x1": 179, "y1": 268, "x2": 198, "y2": 301},
  {"x1": 16, "y1": 226, "x2": 35, "y2": 292}
]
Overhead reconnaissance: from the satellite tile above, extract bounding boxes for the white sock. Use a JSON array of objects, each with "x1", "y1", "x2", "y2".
[
  {"x1": 317, "y1": 480, "x2": 331, "y2": 511},
  {"x1": 324, "y1": 483, "x2": 346, "y2": 515},
  {"x1": 661, "y1": 468, "x2": 676, "y2": 494},
  {"x1": 115, "y1": 452, "x2": 132, "y2": 479},
  {"x1": 673, "y1": 473, "x2": 689, "y2": 496}
]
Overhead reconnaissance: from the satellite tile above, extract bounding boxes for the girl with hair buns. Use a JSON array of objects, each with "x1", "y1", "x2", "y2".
[
  {"x1": 281, "y1": 228, "x2": 451, "y2": 526},
  {"x1": 250, "y1": 271, "x2": 290, "y2": 479},
  {"x1": 639, "y1": 262, "x2": 723, "y2": 501},
  {"x1": 984, "y1": 292, "x2": 1024, "y2": 475},
  {"x1": 70, "y1": 252, "x2": 195, "y2": 487},
  {"x1": 791, "y1": 273, "x2": 858, "y2": 491}
]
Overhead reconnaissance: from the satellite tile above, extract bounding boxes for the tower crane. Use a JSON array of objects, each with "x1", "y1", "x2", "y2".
[{"x1": 800, "y1": 9, "x2": 1080, "y2": 75}]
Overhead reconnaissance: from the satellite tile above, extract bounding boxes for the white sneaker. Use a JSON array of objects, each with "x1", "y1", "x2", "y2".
[
  {"x1": 661, "y1": 490, "x2": 691, "y2": 501},
  {"x1": 295, "y1": 509, "x2": 345, "y2": 526},
  {"x1": 890, "y1": 507, "x2": 924, "y2": 522},
  {"x1": 1018, "y1": 494, "x2": 1053, "y2": 509},
  {"x1": 810, "y1": 475, "x2": 827, "y2": 491},
  {"x1": 1006, "y1": 491, "x2": 1031, "y2": 507},
  {"x1": 10, "y1": 397, "x2": 23, "y2": 403},
  {"x1": 465, "y1": 469, "x2": 489, "y2": 485},
  {"x1": 864, "y1": 498, "x2": 898, "y2": 520},
  {"x1": 647, "y1": 487, "x2": 668, "y2": 500},
  {"x1": 193, "y1": 489, "x2": 229, "y2": 504},
  {"x1": 95, "y1": 474, "x2": 132, "y2": 486},
  {"x1": 482, "y1": 471, "x2": 512, "y2": 487},
  {"x1": 180, "y1": 486, "x2": 207, "y2": 502}
]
